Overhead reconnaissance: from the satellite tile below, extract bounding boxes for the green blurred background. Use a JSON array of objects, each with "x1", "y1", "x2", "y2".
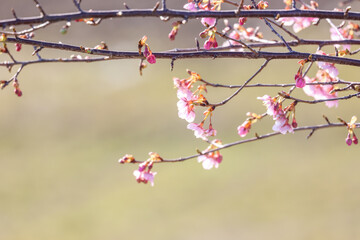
[{"x1": 1, "y1": 1, "x2": 360, "y2": 239}]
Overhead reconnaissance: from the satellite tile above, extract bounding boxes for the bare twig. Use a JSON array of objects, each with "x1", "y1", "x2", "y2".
[{"x1": 211, "y1": 59, "x2": 270, "y2": 107}]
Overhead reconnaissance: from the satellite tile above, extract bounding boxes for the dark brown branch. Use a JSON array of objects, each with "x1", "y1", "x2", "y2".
[
  {"x1": 170, "y1": 39, "x2": 360, "y2": 52},
  {"x1": 5, "y1": 37, "x2": 360, "y2": 67},
  {"x1": 1, "y1": 9, "x2": 360, "y2": 28}
]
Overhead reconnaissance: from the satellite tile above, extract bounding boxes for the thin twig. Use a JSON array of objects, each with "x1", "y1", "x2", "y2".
[
  {"x1": 1, "y1": 9, "x2": 360, "y2": 27},
  {"x1": 211, "y1": 59, "x2": 270, "y2": 106},
  {"x1": 128, "y1": 122, "x2": 360, "y2": 163}
]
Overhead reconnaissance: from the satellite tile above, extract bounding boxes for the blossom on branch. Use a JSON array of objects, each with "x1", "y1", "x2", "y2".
[
  {"x1": 303, "y1": 70, "x2": 339, "y2": 108},
  {"x1": 198, "y1": 139, "x2": 223, "y2": 170}
]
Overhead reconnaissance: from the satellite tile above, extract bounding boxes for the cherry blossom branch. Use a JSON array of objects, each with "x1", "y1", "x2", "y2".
[
  {"x1": 4, "y1": 38, "x2": 360, "y2": 67},
  {"x1": 200, "y1": 79, "x2": 359, "y2": 89},
  {"x1": 1, "y1": 9, "x2": 360, "y2": 28},
  {"x1": 128, "y1": 122, "x2": 360, "y2": 163}
]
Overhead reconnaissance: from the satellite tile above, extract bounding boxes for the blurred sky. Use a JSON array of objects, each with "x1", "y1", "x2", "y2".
[{"x1": 0, "y1": 1, "x2": 360, "y2": 240}]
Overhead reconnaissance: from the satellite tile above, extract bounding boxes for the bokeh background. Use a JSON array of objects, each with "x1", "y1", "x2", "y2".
[{"x1": 1, "y1": 1, "x2": 360, "y2": 239}]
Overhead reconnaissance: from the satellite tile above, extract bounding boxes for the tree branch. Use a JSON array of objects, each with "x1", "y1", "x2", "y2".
[{"x1": 1, "y1": 9, "x2": 360, "y2": 28}]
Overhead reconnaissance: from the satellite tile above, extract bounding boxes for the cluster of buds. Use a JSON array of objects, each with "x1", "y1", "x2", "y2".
[
  {"x1": 198, "y1": 139, "x2": 223, "y2": 170},
  {"x1": 138, "y1": 36, "x2": 156, "y2": 64},
  {"x1": 94, "y1": 41, "x2": 108, "y2": 50},
  {"x1": 344, "y1": 116, "x2": 358, "y2": 146},
  {"x1": 12, "y1": 79, "x2": 22, "y2": 97}
]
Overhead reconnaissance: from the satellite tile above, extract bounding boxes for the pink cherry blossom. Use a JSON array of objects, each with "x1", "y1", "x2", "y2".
[
  {"x1": 315, "y1": 51, "x2": 339, "y2": 78},
  {"x1": 177, "y1": 89, "x2": 197, "y2": 122},
  {"x1": 272, "y1": 113, "x2": 294, "y2": 134},
  {"x1": 183, "y1": 2, "x2": 198, "y2": 11},
  {"x1": 257, "y1": 95, "x2": 280, "y2": 116},
  {"x1": 258, "y1": 95, "x2": 294, "y2": 134},
  {"x1": 279, "y1": 17, "x2": 318, "y2": 33},
  {"x1": 198, "y1": 151, "x2": 222, "y2": 170},
  {"x1": 187, "y1": 122, "x2": 216, "y2": 140},
  {"x1": 302, "y1": 72, "x2": 338, "y2": 108},
  {"x1": 201, "y1": 17, "x2": 216, "y2": 27},
  {"x1": 237, "y1": 120, "x2": 251, "y2": 137},
  {"x1": 133, "y1": 169, "x2": 157, "y2": 186}
]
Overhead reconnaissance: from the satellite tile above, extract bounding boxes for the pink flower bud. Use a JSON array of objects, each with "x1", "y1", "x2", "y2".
[
  {"x1": 15, "y1": 43, "x2": 22, "y2": 52},
  {"x1": 146, "y1": 54, "x2": 156, "y2": 64},
  {"x1": 295, "y1": 74, "x2": 305, "y2": 88},
  {"x1": 353, "y1": 134, "x2": 358, "y2": 145},
  {"x1": 238, "y1": 17, "x2": 247, "y2": 25},
  {"x1": 14, "y1": 88, "x2": 22, "y2": 97},
  {"x1": 346, "y1": 133, "x2": 352, "y2": 146}
]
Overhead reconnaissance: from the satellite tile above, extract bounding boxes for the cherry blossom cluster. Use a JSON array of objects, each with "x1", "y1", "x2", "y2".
[{"x1": 174, "y1": 70, "x2": 218, "y2": 141}]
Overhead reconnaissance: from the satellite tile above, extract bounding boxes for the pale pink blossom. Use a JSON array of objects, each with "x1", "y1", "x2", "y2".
[
  {"x1": 258, "y1": 95, "x2": 294, "y2": 134},
  {"x1": 279, "y1": 17, "x2": 318, "y2": 33},
  {"x1": 316, "y1": 51, "x2": 339, "y2": 78},
  {"x1": 183, "y1": 2, "x2": 198, "y2": 11},
  {"x1": 330, "y1": 27, "x2": 351, "y2": 51},
  {"x1": 201, "y1": 17, "x2": 216, "y2": 27},
  {"x1": 257, "y1": 95, "x2": 280, "y2": 116},
  {"x1": 198, "y1": 151, "x2": 222, "y2": 170},
  {"x1": 237, "y1": 120, "x2": 251, "y2": 137},
  {"x1": 187, "y1": 122, "x2": 216, "y2": 140},
  {"x1": 303, "y1": 73, "x2": 338, "y2": 108},
  {"x1": 272, "y1": 113, "x2": 294, "y2": 134},
  {"x1": 133, "y1": 169, "x2": 157, "y2": 186},
  {"x1": 177, "y1": 89, "x2": 197, "y2": 122}
]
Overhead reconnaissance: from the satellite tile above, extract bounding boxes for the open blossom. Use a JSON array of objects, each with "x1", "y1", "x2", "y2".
[
  {"x1": 177, "y1": 89, "x2": 197, "y2": 122},
  {"x1": 258, "y1": 95, "x2": 294, "y2": 134},
  {"x1": 302, "y1": 70, "x2": 338, "y2": 108},
  {"x1": 133, "y1": 169, "x2": 157, "y2": 186},
  {"x1": 198, "y1": 151, "x2": 222, "y2": 170},
  {"x1": 183, "y1": 2, "x2": 198, "y2": 11},
  {"x1": 237, "y1": 119, "x2": 251, "y2": 137},
  {"x1": 187, "y1": 122, "x2": 216, "y2": 140},
  {"x1": 272, "y1": 112, "x2": 294, "y2": 134},
  {"x1": 257, "y1": 95, "x2": 280, "y2": 116},
  {"x1": 279, "y1": 17, "x2": 318, "y2": 33},
  {"x1": 315, "y1": 51, "x2": 339, "y2": 78},
  {"x1": 198, "y1": 140, "x2": 223, "y2": 170}
]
